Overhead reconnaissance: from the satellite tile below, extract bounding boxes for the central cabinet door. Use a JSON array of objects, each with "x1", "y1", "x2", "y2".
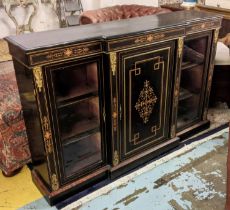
[{"x1": 119, "y1": 42, "x2": 175, "y2": 160}]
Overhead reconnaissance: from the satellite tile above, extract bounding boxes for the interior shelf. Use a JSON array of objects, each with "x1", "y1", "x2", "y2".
[
  {"x1": 57, "y1": 94, "x2": 99, "y2": 109},
  {"x1": 176, "y1": 111, "x2": 198, "y2": 130},
  {"x1": 61, "y1": 118, "x2": 100, "y2": 142},
  {"x1": 63, "y1": 132, "x2": 102, "y2": 176},
  {"x1": 181, "y1": 62, "x2": 202, "y2": 71},
  {"x1": 56, "y1": 84, "x2": 98, "y2": 105},
  {"x1": 182, "y1": 45, "x2": 205, "y2": 65},
  {"x1": 179, "y1": 88, "x2": 194, "y2": 101}
]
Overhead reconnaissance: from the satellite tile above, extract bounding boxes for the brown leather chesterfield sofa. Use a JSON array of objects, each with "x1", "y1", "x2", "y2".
[{"x1": 79, "y1": 4, "x2": 171, "y2": 24}]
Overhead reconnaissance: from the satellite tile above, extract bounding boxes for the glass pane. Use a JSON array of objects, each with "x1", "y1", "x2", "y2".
[
  {"x1": 53, "y1": 62, "x2": 98, "y2": 102},
  {"x1": 63, "y1": 132, "x2": 102, "y2": 177},
  {"x1": 177, "y1": 36, "x2": 208, "y2": 130},
  {"x1": 58, "y1": 96, "x2": 100, "y2": 141}
]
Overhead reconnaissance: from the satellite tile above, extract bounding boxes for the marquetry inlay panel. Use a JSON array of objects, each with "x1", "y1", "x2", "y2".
[{"x1": 135, "y1": 80, "x2": 157, "y2": 124}]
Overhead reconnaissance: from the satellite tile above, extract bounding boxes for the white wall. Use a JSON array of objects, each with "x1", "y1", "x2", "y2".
[
  {"x1": 205, "y1": 0, "x2": 230, "y2": 9},
  {"x1": 82, "y1": 0, "x2": 101, "y2": 10},
  {"x1": 0, "y1": 0, "x2": 59, "y2": 39}
]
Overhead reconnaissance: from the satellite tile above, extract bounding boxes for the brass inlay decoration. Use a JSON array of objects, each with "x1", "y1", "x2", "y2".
[
  {"x1": 153, "y1": 57, "x2": 162, "y2": 70},
  {"x1": 43, "y1": 116, "x2": 53, "y2": 154},
  {"x1": 64, "y1": 48, "x2": 73, "y2": 57},
  {"x1": 174, "y1": 77, "x2": 180, "y2": 109},
  {"x1": 214, "y1": 28, "x2": 220, "y2": 44},
  {"x1": 51, "y1": 174, "x2": 59, "y2": 191},
  {"x1": 134, "y1": 68, "x2": 141, "y2": 76},
  {"x1": 134, "y1": 33, "x2": 165, "y2": 44},
  {"x1": 33, "y1": 66, "x2": 43, "y2": 92},
  {"x1": 110, "y1": 52, "x2": 117, "y2": 76},
  {"x1": 135, "y1": 80, "x2": 157, "y2": 124},
  {"x1": 171, "y1": 125, "x2": 176, "y2": 138},
  {"x1": 191, "y1": 22, "x2": 215, "y2": 32},
  {"x1": 113, "y1": 150, "x2": 119, "y2": 166},
  {"x1": 46, "y1": 47, "x2": 89, "y2": 60},
  {"x1": 112, "y1": 97, "x2": 118, "y2": 132},
  {"x1": 107, "y1": 28, "x2": 184, "y2": 51},
  {"x1": 28, "y1": 42, "x2": 102, "y2": 65},
  {"x1": 135, "y1": 56, "x2": 163, "y2": 71},
  {"x1": 151, "y1": 126, "x2": 157, "y2": 134},
  {"x1": 203, "y1": 108, "x2": 208, "y2": 120},
  {"x1": 174, "y1": 78, "x2": 180, "y2": 97},
  {"x1": 125, "y1": 49, "x2": 170, "y2": 153},
  {"x1": 178, "y1": 37, "x2": 184, "y2": 59},
  {"x1": 103, "y1": 108, "x2": 106, "y2": 123},
  {"x1": 130, "y1": 133, "x2": 140, "y2": 145},
  {"x1": 207, "y1": 70, "x2": 213, "y2": 91}
]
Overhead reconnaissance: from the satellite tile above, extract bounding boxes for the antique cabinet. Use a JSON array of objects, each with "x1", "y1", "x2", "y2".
[{"x1": 5, "y1": 10, "x2": 221, "y2": 204}]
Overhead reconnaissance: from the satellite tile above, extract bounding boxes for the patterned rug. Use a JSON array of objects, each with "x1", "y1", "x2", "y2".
[{"x1": 19, "y1": 124, "x2": 229, "y2": 210}]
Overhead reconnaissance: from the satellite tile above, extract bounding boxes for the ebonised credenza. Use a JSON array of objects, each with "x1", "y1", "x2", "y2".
[{"x1": 5, "y1": 10, "x2": 222, "y2": 204}]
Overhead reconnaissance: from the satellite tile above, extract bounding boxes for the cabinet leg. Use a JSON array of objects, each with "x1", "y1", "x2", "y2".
[{"x1": 2, "y1": 166, "x2": 23, "y2": 177}]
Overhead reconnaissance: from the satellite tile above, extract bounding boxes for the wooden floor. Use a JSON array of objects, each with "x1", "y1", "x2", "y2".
[{"x1": 0, "y1": 166, "x2": 42, "y2": 210}]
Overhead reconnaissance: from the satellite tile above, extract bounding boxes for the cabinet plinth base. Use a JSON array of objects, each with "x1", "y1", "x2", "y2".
[
  {"x1": 110, "y1": 137, "x2": 180, "y2": 180},
  {"x1": 31, "y1": 165, "x2": 110, "y2": 205},
  {"x1": 177, "y1": 120, "x2": 210, "y2": 140}
]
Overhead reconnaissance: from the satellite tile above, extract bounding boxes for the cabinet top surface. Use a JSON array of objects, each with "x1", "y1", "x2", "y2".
[{"x1": 6, "y1": 10, "x2": 221, "y2": 52}]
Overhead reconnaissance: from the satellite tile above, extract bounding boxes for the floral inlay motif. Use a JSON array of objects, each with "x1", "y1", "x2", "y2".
[{"x1": 135, "y1": 80, "x2": 157, "y2": 124}]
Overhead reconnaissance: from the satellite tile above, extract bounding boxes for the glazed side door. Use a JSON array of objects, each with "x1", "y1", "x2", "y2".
[
  {"x1": 176, "y1": 31, "x2": 213, "y2": 133},
  {"x1": 118, "y1": 41, "x2": 175, "y2": 160}
]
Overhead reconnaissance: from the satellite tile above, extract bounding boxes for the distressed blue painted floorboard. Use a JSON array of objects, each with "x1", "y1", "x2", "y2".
[
  {"x1": 19, "y1": 127, "x2": 229, "y2": 210},
  {"x1": 65, "y1": 128, "x2": 228, "y2": 210},
  {"x1": 18, "y1": 198, "x2": 57, "y2": 210}
]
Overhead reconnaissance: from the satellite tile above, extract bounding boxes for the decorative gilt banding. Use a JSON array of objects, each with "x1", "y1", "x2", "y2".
[
  {"x1": 110, "y1": 52, "x2": 117, "y2": 76},
  {"x1": 214, "y1": 28, "x2": 219, "y2": 44},
  {"x1": 103, "y1": 108, "x2": 106, "y2": 122},
  {"x1": 171, "y1": 125, "x2": 176, "y2": 138},
  {"x1": 151, "y1": 126, "x2": 157, "y2": 134},
  {"x1": 113, "y1": 150, "x2": 119, "y2": 166},
  {"x1": 130, "y1": 133, "x2": 140, "y2": 145},
  {"x1": 64, "y1": 48, "x2": 73, "y2": 57},
  {"x1": 134, "y1": 33, "x2": 165, "y2": 43},
  {"x1": 178, "y1": 37, "x2": 184, "y2": 59},
  {"x1": 203, "y1": 108, "x2": 208, "y2": 120},
  {"x1": 135, "y1": 80, "x2": 157, "y2": 124},
  {"x1": 51, "y1": 174, "x2": 59, "y2": 191},
  {"x1": 29, "y1": 43, "x2": 99, "y2": 65},
  {"x1": 207, "y1": 64, "x2": 214, "y2": 93},
  {"x1": 46, "y1": 47, "x2": 89, "y2": 60},
  {"x1": 112, "y1": 97, "x2": 118, "y2": 132},
  {"x1": 33, "y1": 66, "x2": 43, "y2": 92},
  {"x1": 43, "y1": 116, "x2": 53, "y2": 154},
  {"x1": 174, "y1": 77, "x2": 180, "y2": 98},
  {"x1": 191, "y1": 22, "x2": 215, "y2": 31}
]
